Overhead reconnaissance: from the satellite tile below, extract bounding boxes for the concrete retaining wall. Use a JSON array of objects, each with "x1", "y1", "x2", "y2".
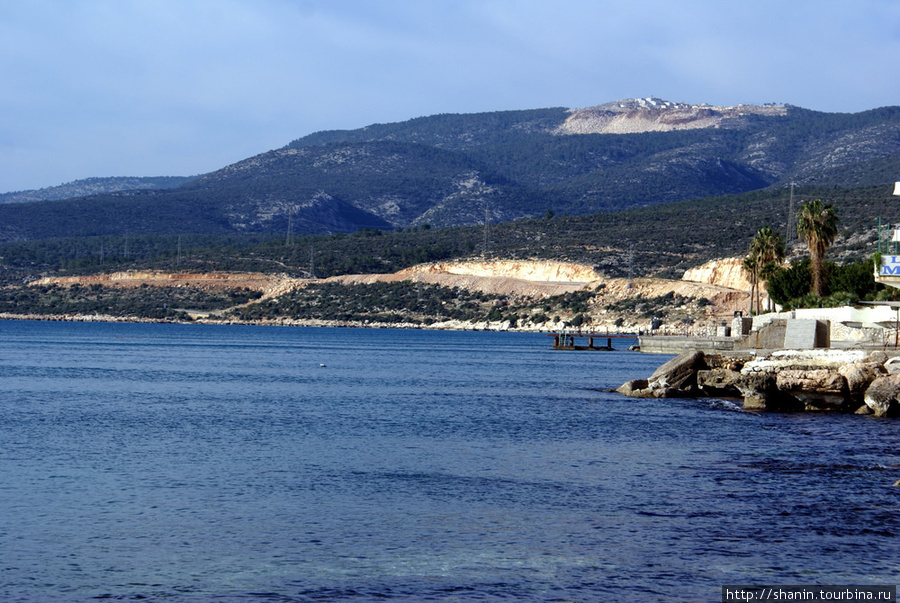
[{"x1": 638, "y1": 336, "x2": 736, "y2": 355}]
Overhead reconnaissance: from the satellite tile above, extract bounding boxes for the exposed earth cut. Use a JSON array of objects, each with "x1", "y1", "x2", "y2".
[{"x1": 26, "y1": 258, "x2": 751, "y2": 330}]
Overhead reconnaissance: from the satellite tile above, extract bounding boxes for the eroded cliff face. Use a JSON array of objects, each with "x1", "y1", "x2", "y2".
[
  {"x1": 398, "y1": 259, "x2": 603, "y2": 283},
  {"x1": 682, "y1": 258, "x2": 755, "y2": 292}
]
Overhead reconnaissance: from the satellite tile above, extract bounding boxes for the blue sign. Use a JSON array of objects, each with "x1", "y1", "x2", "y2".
[{"x1": 880, "y1": 256, "x2": 900, "y2": 275}]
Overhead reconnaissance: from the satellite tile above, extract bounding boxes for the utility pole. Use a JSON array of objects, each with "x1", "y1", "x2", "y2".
[
  {"x1": 308, "y1": 245, "x2": 316, "y2": 279},
  {"x1": 482, "y1": 204, "x2": 490, "y2": 259},
  {"x1": 786, "y1": 181, "x2": 795, "y2": 245},
  {"x1": 627, "y1": 243, "x2": 636, "y2": 289},
  {"x1": 286, "y1": 205, "x2": 295, "y2": 247}
]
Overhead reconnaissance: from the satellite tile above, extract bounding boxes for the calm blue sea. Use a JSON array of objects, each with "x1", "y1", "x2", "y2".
[{"x1": 0, "y1": 321, "x2": 898, "y2": 602}]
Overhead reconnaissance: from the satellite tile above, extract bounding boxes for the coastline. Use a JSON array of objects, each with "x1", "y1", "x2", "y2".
[
  {"x1": 0, "y1": 311, "x2": 641, "y2": 334},
  {"x1": 10, "y1": 259, "x2": 752, "y2": 336},
  {"x1": 8, "y1": 310, "x2": 899, "y2": 418}
]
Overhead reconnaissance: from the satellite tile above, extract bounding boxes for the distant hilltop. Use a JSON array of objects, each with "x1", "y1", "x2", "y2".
[
  {"x1": 1, "y1": 97, "x2": 897, "y2": 241},
  {"x1": 0, "y1": 175, "x2": 197, "y2": 204},
  {"x1": 558, "y1": 97, "x2": 788, "y2": 135}
]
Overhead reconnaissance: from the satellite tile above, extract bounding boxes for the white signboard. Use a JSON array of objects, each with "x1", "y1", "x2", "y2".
[{"x1": 880, "y1": 255, "x2": 900, "y2": 276}]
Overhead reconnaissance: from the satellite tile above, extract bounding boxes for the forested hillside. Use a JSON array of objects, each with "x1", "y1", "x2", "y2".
[
  {"x1": 2, "y1": 183, "x2": 896, "y2": 284},
  {"x1": 0, "y1": 100, "x2": 898, "y2": 242}
]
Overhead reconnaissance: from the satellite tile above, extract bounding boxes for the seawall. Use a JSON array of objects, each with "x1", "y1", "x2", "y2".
[{"x1": 638, "y1": 335, "x2": 735, "y2": 354}]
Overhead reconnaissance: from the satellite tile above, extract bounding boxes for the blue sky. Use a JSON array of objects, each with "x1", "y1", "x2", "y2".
[{"x1": 1, "y1": 0, "x2": 899, "y2": 192}]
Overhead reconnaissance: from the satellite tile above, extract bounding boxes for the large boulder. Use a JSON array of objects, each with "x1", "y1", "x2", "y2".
[
  {"x1": 697, "y1": 368, "x2": 743, "y2": 398},
  {"x1": 884, "y1": 357, "x2": 900, "y2": 375},
  {"x1": 616, "y1": 351, "x2": 707, "y2": 399},
  {"x1": 775, "y1": 368, "x2": 849, "y2": 411},
  {"x1": 863, "y1": 374, "x2": 900, "y2": 417},
  {"x1": 839, "y1": 361, "x2": 885, "y2": 402},
  {"x1": 616, "y1": 379, "x2": 651, "y2": 398},
  {"x1": 648, "y1": 351, "x2": 707, "y2": 394},
  {"x1": 734, "y1": 373, "x2": 784, "y2": 411},
  {"x1": 867, "y1": 351, "x2": 889, "y2": 364}
]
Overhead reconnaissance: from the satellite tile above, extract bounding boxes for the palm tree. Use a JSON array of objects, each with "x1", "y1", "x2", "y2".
[
  {"x1": 742, "y1": 251, "x2": 760, "y2": 314},
  {"x1": 752, "y1": 227, "x2": 786, "y2": 311},
  {"x1": 796, "y1": 199, "x2": 838, "y2": 296},
  {"x1": 743, "y1": 227, "x2": 786, "y2": 314}
]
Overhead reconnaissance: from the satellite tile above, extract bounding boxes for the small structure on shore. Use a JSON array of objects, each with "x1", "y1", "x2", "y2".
[{"x1": 549, "y1": 333, "x2": 635, "y2": 350}]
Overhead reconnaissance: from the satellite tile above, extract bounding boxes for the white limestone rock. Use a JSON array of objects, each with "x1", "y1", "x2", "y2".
[{"x1": 863, "y1": 374, "x2": 900, "y2": 417}]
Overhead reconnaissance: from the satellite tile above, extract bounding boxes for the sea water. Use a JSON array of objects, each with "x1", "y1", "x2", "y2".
[{"x1": 0, "y1": 321, "x2": 898, "y2": 602}]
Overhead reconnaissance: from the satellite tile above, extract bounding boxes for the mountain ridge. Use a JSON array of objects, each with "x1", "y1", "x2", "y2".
[
  {"x1": 0, "y1": 175, "x2": 197, "y2": 204},
  {"x1": 0, "y1": 99, "x2": 898, "y2": 241}
]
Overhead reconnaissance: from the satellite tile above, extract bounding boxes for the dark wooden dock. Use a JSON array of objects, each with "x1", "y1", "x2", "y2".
[{"x1": 549, "y1": 333, "x2": 636, "y2": 351}]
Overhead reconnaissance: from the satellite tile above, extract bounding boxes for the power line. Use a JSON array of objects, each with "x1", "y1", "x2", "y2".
[
  {"x1": 285, "y1": 204, "x2": 295, "y2": 247},
  {"x1": 482, "y1": 204, "x2": 490, "y2": 259},
  {"x1": 786, "y1": 181, "x2": 795, "y2": 244},
  {"x1": 627, "y1": 243, "x2": 635, "y2": 289}
]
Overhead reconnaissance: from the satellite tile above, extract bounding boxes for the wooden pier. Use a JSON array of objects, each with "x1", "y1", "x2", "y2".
[{"x1": 549, "y1": 333, "x2": 636, "y2": 351}]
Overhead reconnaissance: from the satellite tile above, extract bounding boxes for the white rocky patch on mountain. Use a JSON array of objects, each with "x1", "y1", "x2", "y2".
[{"x1": 556, "y1": 98, "x2": 787, "y2": 136}]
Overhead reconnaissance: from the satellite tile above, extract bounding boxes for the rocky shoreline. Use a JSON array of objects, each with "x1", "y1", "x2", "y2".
[
  {"x1": 0, "y1": 311, "x2": 592, "y2": 332},
  {"x1": 616, "y1": 349, "x2": 900, "y2": 417}
]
